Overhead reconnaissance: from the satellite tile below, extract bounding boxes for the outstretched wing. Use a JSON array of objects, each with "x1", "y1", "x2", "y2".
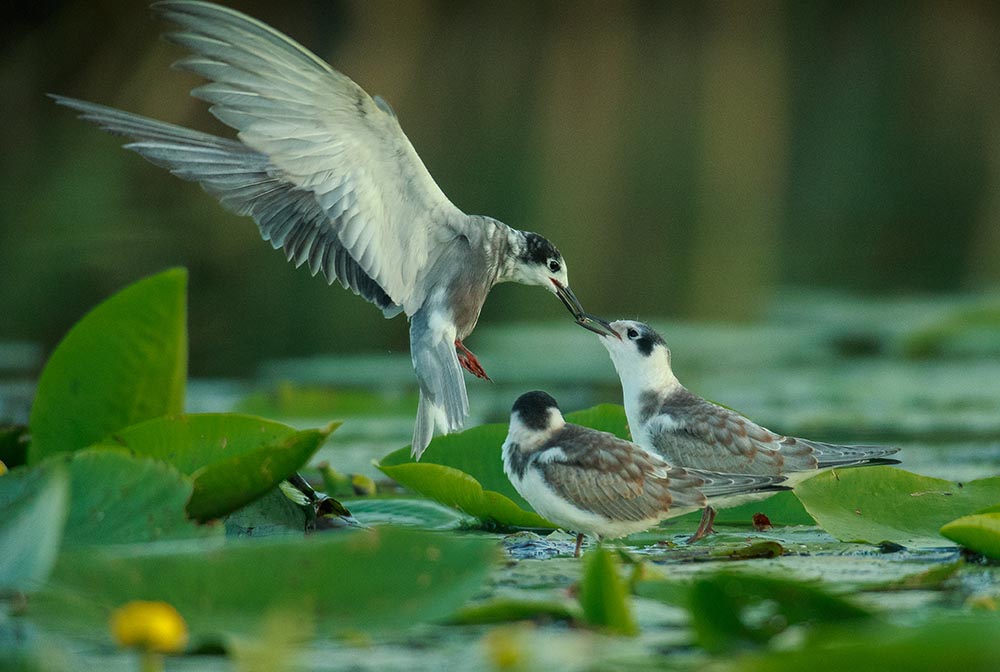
[
  {"x1": 538, "y1": 425, "x2": 706, "y2": 521},
  {"x1": 50, "y1": 96, "x2": 399, "y2": 314},
  {"x1": 152, "y1": 0, "x2": 467, "y2": 314},
  {"x1": 645, "y1": 390, "x2": 819, "y2": 475}
]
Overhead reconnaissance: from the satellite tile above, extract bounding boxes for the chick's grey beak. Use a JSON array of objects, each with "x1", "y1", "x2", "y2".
[
  {"x1": 576, "y1": 313, "x2": 621, "y2": 339},
  {"x1": 552, "y1": 280, "x2": 585, "y2": 318}
]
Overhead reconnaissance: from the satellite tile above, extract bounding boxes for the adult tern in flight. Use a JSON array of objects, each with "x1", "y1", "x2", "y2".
[{"x1": 52, "y1": 1, "x2": 615, "y2": 458}]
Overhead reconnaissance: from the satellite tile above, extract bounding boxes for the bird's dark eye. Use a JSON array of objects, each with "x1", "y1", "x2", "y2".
[
  {"x1": 547, "y1": 259, "x2": 561, "y2": 273},
  {"x1": 627, "y1": 328, "x2": 639, "y2": 339}
]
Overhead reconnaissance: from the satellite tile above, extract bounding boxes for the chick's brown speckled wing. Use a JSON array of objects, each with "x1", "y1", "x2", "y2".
[
  {"x1": 647, "y1": 390, "x2": 818, "y2": 475},
  {"x1": 537, "y1": 425, "x2": 701, "y2": 522}
]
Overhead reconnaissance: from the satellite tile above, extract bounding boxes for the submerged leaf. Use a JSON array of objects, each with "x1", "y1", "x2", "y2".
[
  {"x1": 29, "y1": 269, "x2": 187, "y2": 464},
  {"x1": 794, "y1": 468, "x2": 1000, "y2": 547}
]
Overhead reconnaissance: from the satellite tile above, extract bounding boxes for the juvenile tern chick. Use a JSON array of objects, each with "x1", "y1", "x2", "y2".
[
  {"x1": 598, "y1": 320, "x2": 901, "y2": 540},
  {"x1": 51, "y1": 1, "x2": 609, "y2": 458},
  {"x1": 501, "y1": 391, "x2": 788, "y2": 557}
]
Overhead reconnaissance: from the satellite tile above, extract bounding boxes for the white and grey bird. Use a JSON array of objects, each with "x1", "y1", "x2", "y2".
[
  {"x1": 52, "y1": 1, "x2": 606, "y2": 459},
  {"x1": 501, "y1": 391, "x2": 789, "y2": 557},
  {"x1": 597, "y1": 319, "x2": 901, "y2": 539}
]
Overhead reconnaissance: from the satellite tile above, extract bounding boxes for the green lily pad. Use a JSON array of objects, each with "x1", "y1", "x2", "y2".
[
  {"x1": 794, "y1": 467, "x2": 1000, "y2": 547},
  {"x1": 55, "y1": 449, "x2": 214, "y2": 546},
  {"x1": 34, "y1": 527, "x2": 497, "y2": 639},
  {"x1": 579, "y1": 545, "x2": 639, "y2": 636},
  {"x1": 708, "y1": 490, "x2": 816, "y2": 526},
  {"x1": 377, "y1": 461, "x2": 551, "y2": 529},
  {"x1": 731, "y1": 617, "x2": 1000, "y2": 672},
  {"x1": 940, "y1": 513, "x2": 1000, "y2": 559},
  {"x1": 686, "y1": 571, "x2": 872, "y2": 653},
  {"x1": 94, "y1": 413, "x2": 337, "y2": 521},
  {"x1": 448, "y1": 598, "x2": 577, "y2": 625},
  {"x1": 376, "y1": 404, "x2": 632, "y2": 529},
  {"x1": 0, "y1": 464, "x2": 69, "y2": 591},
  {"x1": 28, "y1": 269, "x2": 187, "y2": 464},
  {"x1": 342, "y1": 498, "x2": 469, "y2": 530}
]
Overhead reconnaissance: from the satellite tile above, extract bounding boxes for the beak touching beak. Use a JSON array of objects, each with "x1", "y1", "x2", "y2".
[
  {"x1": 552, "y1": 279, "x2": 585, "y2": 318},
  {"x1": 550, "y1": 280, "x2": 621, "y2": 339},
  {"x1": 576, "y1": 313, "x2": 620, "y2": 339}
]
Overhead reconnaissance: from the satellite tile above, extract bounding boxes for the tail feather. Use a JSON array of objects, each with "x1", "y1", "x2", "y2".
[
  {"x1": 809, "y1": 441, "x2": 901, "y2": 469},
  {"x1": 409, "y1": 314, "x2": 469, "y2": 460},
  {"x1": 687, "y1": 469, "x2": 790, "y2": 500}
]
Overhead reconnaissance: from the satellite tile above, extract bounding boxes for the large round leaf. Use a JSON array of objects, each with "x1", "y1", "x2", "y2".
[
  {"x1": 54, "y1": 449, "x2": 214, "y2": 546},
  {"x1": 93, "y1": 414, "x2": 338, "y2": 521},
  {"x1": 29, "y1": 269, "x2": 187, "y2": 464},
  {"x1": 34, "y1": 527, "x2": 498, "y2": 640},
  {"x1": 794, "y1": 467, "x2": 1000, "y2": 547}
]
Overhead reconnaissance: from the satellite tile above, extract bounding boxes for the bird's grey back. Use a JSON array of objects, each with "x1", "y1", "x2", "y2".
[
  {"x1": 643, "y1": 387, "x2": 899, "y2": 475},
  {"x1": 532, "y1": 424, "x2": 706, "y2": 521}
]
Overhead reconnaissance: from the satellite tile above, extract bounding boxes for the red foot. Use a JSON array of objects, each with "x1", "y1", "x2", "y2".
[
  {"x1": 455, "y1": 340, "x2": 491, "y2": 381},
  {"x1": 686, "y1": 505, "x2": 717, "y2": 543}
]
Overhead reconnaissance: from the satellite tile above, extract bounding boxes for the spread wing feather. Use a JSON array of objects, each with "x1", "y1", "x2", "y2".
[
  {"x1": 152, "y1": 0, "x2": 468, "y2": 315},
  {"x1": 50, "y1": 96, "x2": 400, "y2": 315}
]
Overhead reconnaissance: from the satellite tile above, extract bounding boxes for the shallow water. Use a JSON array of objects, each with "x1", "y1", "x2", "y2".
[{"x1": 5, "y1": 291, "x2": 1000, "y2": 670}]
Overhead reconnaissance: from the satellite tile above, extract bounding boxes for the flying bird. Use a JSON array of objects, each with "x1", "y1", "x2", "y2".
[
  {"x1": 597, "y1": 319, "x2": 901, "y2": 540},
  {"x1": 501, "y1": 390, "x2": 788, "y2": 557},
  {"x1": 52, "y1": 1, "x2": 605, "y2": 458}
]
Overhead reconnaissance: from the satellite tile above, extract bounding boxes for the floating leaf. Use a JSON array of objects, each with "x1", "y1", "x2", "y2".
[
  {"x1": 55, "y1": 449, "x2": 214, "y2": 547},
  {"x1": 687, "y1": 572, "x2": 872, "y2": 653},
  {"x1": 709, "y1": 540, "x2": 785, "y2": 559},
  {"x1": 377, "y1": 404, "x2": 631, "y2": 529},
  {"x1": 708, "y1": 491, "x2": 816, "y2": 527},
  {"x1": 731, "y1": 617, "x2": 1000, "y2": 672},
  {"x1": 794, "y1": 468, "x2": 1000, "y2": 547},
  {"x1": 0, "y1": 464, "x2": 69, "y2": 591},
  {"x1": 941, "y1": 513, "x2": 1000, "y2": 559},
  {"x1": 449, "y1": 598, "x2": 577, "y2": 625},
  {"x1": 342, "y1": 497, "x2": 468, "y2": 530},
  {"x1": 29, "y1": 269, "x2": 187, "y2": 464},
  {"x1": 578, "y1": 545, "x2": 639, "y2": 636},
  {"x1": 377, "y1": 461, "x2": 551, "y2": 529},
  {"x1": 34, "y1": 527, "x2": 497, "y2": 639},
  {"x1": 92, "y1": 414, "x2": 336, "y2": 521},
  {"x1": 224, "y1": 487, "x2": 310, "y2": 539}
]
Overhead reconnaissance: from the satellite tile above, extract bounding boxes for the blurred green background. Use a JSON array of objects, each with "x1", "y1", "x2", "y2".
[{"x1": 2, "y1": 0, "x2": 999, "y2": 376}]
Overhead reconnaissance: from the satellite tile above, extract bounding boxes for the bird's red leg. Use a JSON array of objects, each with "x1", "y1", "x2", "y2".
[
  {"x1": 574, "y1": 533, "x2": 585, "y2": 558},
  {"x1": 686, "y1": 505, "x2": 717, "y2": 543},
  {"x1": 455, "y1": 339, "x2": 491, "y2": 381}
]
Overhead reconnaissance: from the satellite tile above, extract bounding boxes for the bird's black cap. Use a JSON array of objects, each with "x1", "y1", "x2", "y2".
[
  {"x1": 511, "y1": 390, "x2": 560, "y2": 430},
  {"x1": 634, "y1": 324, "x2": 667, "y2": 357},
  {"x1": 521, "y1": 232, "x2": 561, "y2": 265}
]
